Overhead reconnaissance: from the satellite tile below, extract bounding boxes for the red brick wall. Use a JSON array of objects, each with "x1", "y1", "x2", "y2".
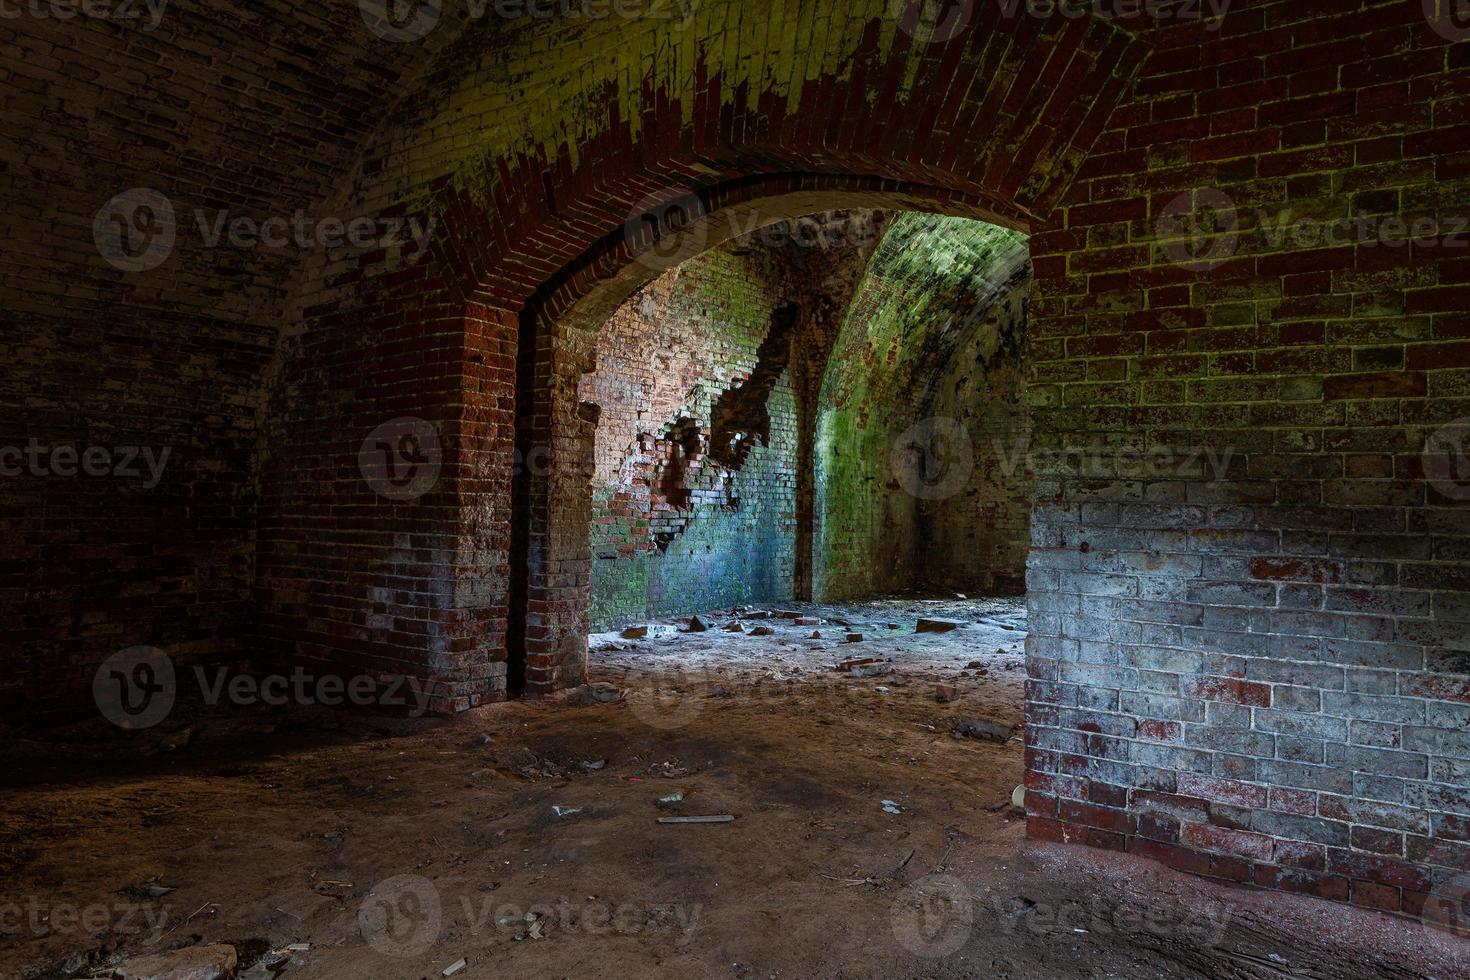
[
  {"x1": 0, "y1": 4, "x2": 446, "y2": 721},
  {"x1": 1022, "y1": 0, "x2": 1470, "y2": 917},
  {"x1": 578, "y1": 245, "x2": 801, "y2": 626}
]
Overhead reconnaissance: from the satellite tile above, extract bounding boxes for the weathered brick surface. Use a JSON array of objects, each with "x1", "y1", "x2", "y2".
[
  {"x1": 579, "y1": 243, "x2": 802, "y2": 626},
  {"x1": 1024, "y1": 0, "x2": 1470, "y2": 915},
  {"x1": 0, "y1": 2, "x2": 451, "y2": 720},
  {"x1": 816, "y1": 214, "x2": 1035, "y2": 599},
  {"x1": 3, "y1": 0, "x2": 1466, "y2": 916}
]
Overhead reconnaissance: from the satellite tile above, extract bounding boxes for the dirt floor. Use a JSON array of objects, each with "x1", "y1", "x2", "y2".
[{"x1": 2, "y1": 596, "x2": 1467, "y2": 980}]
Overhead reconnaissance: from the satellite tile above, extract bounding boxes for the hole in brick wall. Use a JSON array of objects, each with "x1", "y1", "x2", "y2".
[{"x1": 709, "y1": 301, "x2": 800, "y2": 469}]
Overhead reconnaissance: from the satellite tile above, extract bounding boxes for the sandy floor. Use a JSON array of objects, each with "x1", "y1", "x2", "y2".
[{"x1": 1, "y1": 597, "x2": 1466, "y2": 979}]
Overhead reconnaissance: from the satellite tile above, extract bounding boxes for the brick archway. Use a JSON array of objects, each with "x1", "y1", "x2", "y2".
[
  {"x1": 504, "y1": 175, "x2": 1033, "y2": 695},
  {"x1": 257, "y1": 5, "x2": 1149, "y2": 713}
]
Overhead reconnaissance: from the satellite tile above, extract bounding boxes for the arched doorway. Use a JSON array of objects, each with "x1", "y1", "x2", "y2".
[{"x1": 503, "y1": 179, "x2": 1033, "y2": 696}]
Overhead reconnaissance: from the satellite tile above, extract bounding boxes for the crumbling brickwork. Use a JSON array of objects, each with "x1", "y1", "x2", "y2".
[{"x1": 579, "y1": 248, "x2": 800, "y2": 627}]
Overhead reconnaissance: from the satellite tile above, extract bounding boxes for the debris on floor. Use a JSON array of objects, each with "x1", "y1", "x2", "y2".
[
  {"x1": 111, "y1": 944, "x2": 237, "y2": 980},
  {"x1": 915, "y1": 618, "x2": 962, "y2": 633},
  {"x1": 953, "y1": 716, "x2": 1015, "y2": 743},
  {"x1": 9, "y1": 596, "x2": 1453, "y2": 979}
]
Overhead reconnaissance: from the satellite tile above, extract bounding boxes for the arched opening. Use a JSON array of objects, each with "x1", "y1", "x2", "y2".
[
  {"x1": 501, "y1": 179, "x2": 1033, "y2": 699},
  {"x1": 499, "y1": 180, "x2": 1038, "y2": 805}
]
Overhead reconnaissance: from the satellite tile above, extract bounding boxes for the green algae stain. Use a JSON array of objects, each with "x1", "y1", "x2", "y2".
[{"x1": 815, "y1": 213, "x2": 1029, "y2": 600}]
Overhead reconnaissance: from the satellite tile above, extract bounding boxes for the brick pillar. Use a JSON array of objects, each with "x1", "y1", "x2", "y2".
[{"x1": 509, "y1": 309, "x2": 597, "y2": 695}]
